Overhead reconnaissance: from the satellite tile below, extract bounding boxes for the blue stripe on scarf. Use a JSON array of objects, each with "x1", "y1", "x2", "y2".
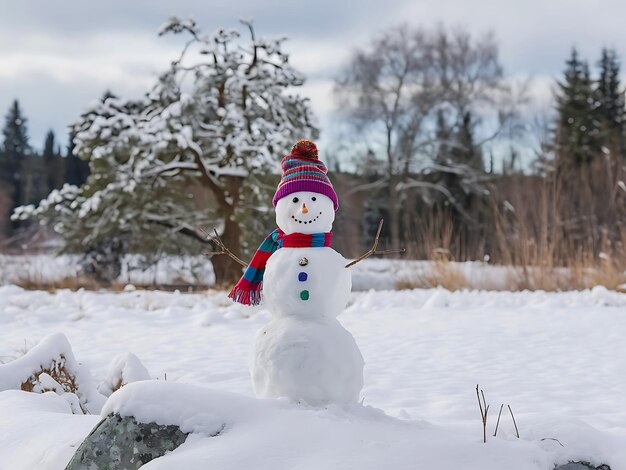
[
  {"x1": 311, "y1": 233, "x2": 323, "y2": 247},
  {"x1": 243, "y1": 265, "x2": 262, "y2": 282}
]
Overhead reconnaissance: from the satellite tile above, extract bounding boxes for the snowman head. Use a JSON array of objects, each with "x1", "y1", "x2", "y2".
[
  {"x1": 272, "y1": 140, "x2": 338, "y2": 234},
  {"x1": 275, "y1": 191, "x2": 335, "y2": 234}
]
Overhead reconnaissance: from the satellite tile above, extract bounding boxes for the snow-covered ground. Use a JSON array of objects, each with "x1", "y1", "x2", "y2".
[
  {"x1": 1, "y1": 285, "x2": 625, "y2": 468},
  {"x1": 0, "y1": 253, "x2": 542, "y2": 290},
  {"x1": 0, "y1": 254, "x2": 216, "y2": 287}
]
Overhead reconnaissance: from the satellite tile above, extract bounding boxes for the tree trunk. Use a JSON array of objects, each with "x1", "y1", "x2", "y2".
[
  {"x1": 211, "y1": 210, "x2": 244, "y2": 287},
  {"x1": 388, "y1": 175, "x2": 400, "y2": 249},
  {"x1": 386, "y1": 126, "x2": 401, "y2": 250}
]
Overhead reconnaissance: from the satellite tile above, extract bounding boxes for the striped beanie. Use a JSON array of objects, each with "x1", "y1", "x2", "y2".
[{"x1": 272, "y1": 140, "x2": 339, "y2": 210}]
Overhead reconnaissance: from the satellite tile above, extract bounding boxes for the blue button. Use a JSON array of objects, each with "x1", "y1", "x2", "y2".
[{"x1": 298, "y1": 272, "x2": 308, "y2": 282}]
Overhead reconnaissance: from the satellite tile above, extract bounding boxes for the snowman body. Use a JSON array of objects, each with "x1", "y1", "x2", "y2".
[
  {"x1": 250, "y1": 191, "x2": 364, "y2": 405},
  {"x1": 262, "y1": 247, "x2": 349, "y2": 319}
]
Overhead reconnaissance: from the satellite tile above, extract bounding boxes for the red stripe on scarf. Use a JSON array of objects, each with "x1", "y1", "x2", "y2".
[{"x1": 280, "y1": 232, "x2": 331, "y2": 248}]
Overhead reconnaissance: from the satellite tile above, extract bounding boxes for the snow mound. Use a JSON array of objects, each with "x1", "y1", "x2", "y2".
[
  {"x1": 0, "y1": 332, "x2": 104, "y2": 414},
  {"x1": 98, "y1": 352, "x2": 151, "y2": 397},
  {"x1": 0, "y1": 390, "x2": 100, "y2": 468},
  {"x1": 99, "y1": 380, "x2": 576, "y2": 470}
]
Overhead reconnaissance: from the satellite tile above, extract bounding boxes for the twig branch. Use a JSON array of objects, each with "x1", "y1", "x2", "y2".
[
  {"x1": 493, "y1": 404, "x2": 504, "y2": 436},
  {"x1": 508, "y1": 405, "x2": 519, "y2": 438},
  {"x1": 200, "y1": 228, "x2": 248, "y2": 267},
  {"x1": 540, "y1": 438, "x2": 564, "y2": 447},
  {"x1": 476, "y1": 384, "x2": 489, "y2": 443},
  {"x1": 345, "y1": 219, "x2": 405, "y2": 268},
  {"x1": 151, "y1": 220, "x2": 211, "y2": 245}
]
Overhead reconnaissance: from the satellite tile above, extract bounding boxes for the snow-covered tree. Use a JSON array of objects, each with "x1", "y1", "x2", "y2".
[{"x1": 15, "y1": 18, "x2": 317, "y2": 284}]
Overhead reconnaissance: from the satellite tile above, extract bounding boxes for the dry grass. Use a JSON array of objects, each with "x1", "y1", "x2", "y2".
[
  {"x1": 19, "y1": 355, "x2": 88, "y2": 414},
  {"x1": 402, "y1": 156, "x2": 626, "y2": 292},
  {"x1": 14, "y1": 275, "x2": 210, "y2": 292},
  {"x1": 490, "y1": 176, "x2": 626, "y2": 291},
  {"x1": 396, "y1": 257, "x2": 625, "y2": 292},
  {"x1": 15, "y1": 275, "x2": 126, "y2": 292},
  {"x1": 20, "y1": 355, "x2": 79, "y2": 395},
  {"x1": 396, "y1": 258, "x2": 470, "y2": 291}
]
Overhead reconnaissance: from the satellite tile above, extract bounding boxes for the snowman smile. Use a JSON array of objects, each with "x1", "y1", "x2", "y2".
[{"x1": 291, "y1": 212, "x2": 323, "y2": 225}]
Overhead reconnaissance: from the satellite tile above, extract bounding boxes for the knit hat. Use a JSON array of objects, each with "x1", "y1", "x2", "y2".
[{"x1": 272, "y1": 139, "x2": 339, "y2": 210}]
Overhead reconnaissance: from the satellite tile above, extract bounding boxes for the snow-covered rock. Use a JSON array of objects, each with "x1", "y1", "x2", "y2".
[
  {"x1": 97, "y1": 352, "x2": 151, "y2": 397},
  {"x1": 0, "y1": 332, "x2": 104, "y2": 414},
  {"x1": 65, "y1": 414, "x2": 189, "y2": 470},
  {"x1": 554, "y1": 462, "x2": 612, "y2": 470},
  {"x1": 102, "y1": 381, "x2": 227, "y2": 436}
]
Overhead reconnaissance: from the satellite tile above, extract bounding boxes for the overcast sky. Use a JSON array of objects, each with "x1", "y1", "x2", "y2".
[{"x1": 1, "y1": 0, "x2": 625, "y2": 153}]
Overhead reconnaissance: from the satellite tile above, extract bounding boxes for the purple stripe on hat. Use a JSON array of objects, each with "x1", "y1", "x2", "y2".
[{"x1": 273, "y1": 180, "x2": 339, "y2": 210}]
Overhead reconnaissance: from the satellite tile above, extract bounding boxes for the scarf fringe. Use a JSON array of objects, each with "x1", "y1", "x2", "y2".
[{"x1": 228, "y1": 284, "x2": 263, "y2": 306}]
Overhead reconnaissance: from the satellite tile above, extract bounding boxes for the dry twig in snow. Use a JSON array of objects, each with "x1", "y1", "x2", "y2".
[{"x1": 476, "y1": 384, "x2": 489, "y2": 443}]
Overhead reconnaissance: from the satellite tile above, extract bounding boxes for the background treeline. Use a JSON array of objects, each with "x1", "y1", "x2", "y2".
[
  {"x1": 0, "y1": 100, "x2": 89, "y2": 244},
  {"x1": 1, "y1": 21, "x2": 624, "y2": 288},
  {"x1": 330, "y1": 43, "x2": 625, "y2": 282}
]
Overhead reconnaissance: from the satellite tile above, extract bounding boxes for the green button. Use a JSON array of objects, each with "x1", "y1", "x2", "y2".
[{"x1": 300, "y1": 290, "x2": 310, "y2": 301}]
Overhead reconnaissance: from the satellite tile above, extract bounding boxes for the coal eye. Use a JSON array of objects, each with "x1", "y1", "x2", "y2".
[
  {"x1": 311, "y1": 197, "x2": 317, "y2": 201},
  {"x1": 292, "y1": 197, "x2": 299, "y2": 203}
]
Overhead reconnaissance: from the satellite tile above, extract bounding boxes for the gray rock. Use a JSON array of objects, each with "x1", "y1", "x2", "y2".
[
  {"x1": 65, "y1": 413, "x2": 188, "y2": 470},
  {"x1": 554, "y1": 462, "x2": 611, "y2": 470}
]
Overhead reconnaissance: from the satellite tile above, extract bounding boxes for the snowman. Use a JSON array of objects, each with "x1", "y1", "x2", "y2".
[{"x1": 224, "y1": 140, "x2": 401, "y2": 406}]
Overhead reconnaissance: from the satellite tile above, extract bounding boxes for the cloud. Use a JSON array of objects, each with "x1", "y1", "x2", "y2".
[
  {"x1": 0, "y1": 30, "x2": 181, "y2": 148},
  {"x1": 1, "y1": 0, "x2": 625, "y2": 150}
]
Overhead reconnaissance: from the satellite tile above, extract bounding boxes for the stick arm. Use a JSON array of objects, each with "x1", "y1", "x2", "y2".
[
  {"x1": 201, "y1": 228, "x2": 248, "y2": 267},
  {"x1": 345, "y1": 219, "x2": 405, "y2": 268}
]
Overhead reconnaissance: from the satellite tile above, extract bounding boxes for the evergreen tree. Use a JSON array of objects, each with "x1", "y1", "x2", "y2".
[
  {"x1": 434, "y1": 109, "x2": 458, "y2": 206},
  {"x1": 64, "y1": 131, "x2": 89, "y2": 187},
  {"x1": 596, "y1": 48, "x2": 625, "y2": 153},
  {"x1": 434, "y1": 110, "x2": 484, "y2": 208},
  {"x1": 435, "y1": 110, "x2": 452, "y2": 165},
  {"x1": 1, "y1": 100, "x2": 31, "y2": 210},
  {"x1": 454, "y1": 112, "x2": 483, "y2": 171},
  {"x1": 43, "y1": 130, "x2": 64, "y2": 193},
  {"x1": 431, "y1": 109, "x2": 487, "y2": 251},
  {"x1": 554, "y1": 48, "x2": 601, "y2": 166}
]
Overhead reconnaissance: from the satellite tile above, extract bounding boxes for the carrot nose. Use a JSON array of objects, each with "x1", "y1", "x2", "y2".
[{"x1": 300, "y1": 202, "x2": 309, "y2": 214}]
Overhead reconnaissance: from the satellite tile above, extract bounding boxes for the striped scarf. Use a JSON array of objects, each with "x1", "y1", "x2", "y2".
[{"x1": 228, "y1": 229, "x2": 332, "y2": 306}]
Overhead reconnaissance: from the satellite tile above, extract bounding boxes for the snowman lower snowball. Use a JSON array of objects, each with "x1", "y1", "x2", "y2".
[{"x1": 229, "y1": 139, "x2": 364, "y2": 406}]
